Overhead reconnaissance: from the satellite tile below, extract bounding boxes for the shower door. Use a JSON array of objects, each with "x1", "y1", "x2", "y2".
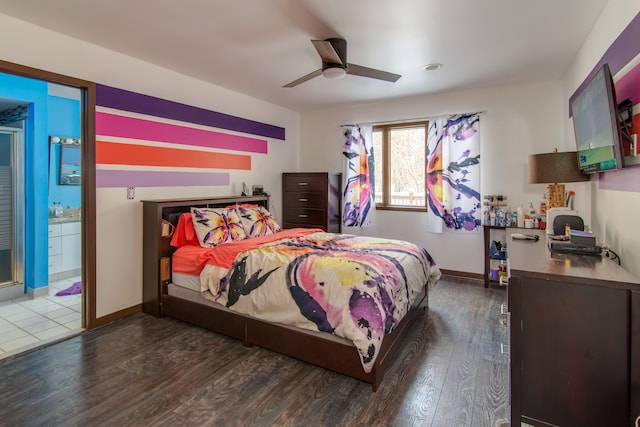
[{"x1": 0, "y1": 127, "x2": 24, "y2": 287}]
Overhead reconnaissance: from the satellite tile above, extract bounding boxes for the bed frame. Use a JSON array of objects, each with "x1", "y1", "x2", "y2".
[{"x1": 141, "y1": 195, "x2": 428, "y2": 391}]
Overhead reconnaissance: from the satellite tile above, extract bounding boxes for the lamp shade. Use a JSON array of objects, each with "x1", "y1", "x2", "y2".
[{"x1": 527, "y1": 151, "x2": 589, "y2": 184}]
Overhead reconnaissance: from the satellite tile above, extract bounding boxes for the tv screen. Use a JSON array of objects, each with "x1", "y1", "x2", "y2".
[{"x1": 570, "y1": 63, "x2": 623, "y2": 173}]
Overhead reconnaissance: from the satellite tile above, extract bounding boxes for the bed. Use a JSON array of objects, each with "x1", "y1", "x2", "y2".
[{"x1": 141, "y1": 195, "x2": 441, "y2": 391}]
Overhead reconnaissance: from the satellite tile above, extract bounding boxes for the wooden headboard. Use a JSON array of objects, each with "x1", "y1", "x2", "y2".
[{"x1": 141, "y1": 195, "x2": 270, "y2": 316}]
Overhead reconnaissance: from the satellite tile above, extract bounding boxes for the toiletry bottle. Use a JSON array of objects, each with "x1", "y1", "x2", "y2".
[
  {"x1": 516, "y1": 206, "x2": 524, "y2": 228},
  {"x1": 540, "y1": 194, "x2": 547, "y2": 215}
]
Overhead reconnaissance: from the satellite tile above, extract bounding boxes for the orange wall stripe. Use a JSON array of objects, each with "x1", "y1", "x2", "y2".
[{"x1": 96, "y1": 140, "x2": 251, "y2": 170}]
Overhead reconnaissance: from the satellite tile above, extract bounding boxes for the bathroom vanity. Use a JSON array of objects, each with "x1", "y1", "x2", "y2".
[{"x1": 48, "y1": 219, "x2": 81, "y2": 280}]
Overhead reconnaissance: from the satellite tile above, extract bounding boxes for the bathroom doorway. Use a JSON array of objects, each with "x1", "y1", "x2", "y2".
[
  {"x1": 0, "y1": 83, "x2": 84, "y2": 356},
  {"x1": 0, "y1": 60, "x2": 97, "y2": 358}
]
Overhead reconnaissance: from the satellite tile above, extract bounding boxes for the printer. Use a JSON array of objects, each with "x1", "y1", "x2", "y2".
[{"x1": 546, "y1": 207, "x2": 580, "y2": 235}]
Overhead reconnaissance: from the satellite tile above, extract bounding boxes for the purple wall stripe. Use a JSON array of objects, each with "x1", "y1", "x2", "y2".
[
  {"x1": 569, "y1": 12, "x2": 640, "y2": 114},
  {"x1": 96, "y1": 112, "x2": 268, "y2": 154},
  {"x1": 96, "y1": 169, "x2": 230, "y2": 188},
  {"x1": 96, "y1": 84, "x2": 286, "y2": 141},
  {"x1": 598, "y1": 164, "x2": 640, "y2": 191}
]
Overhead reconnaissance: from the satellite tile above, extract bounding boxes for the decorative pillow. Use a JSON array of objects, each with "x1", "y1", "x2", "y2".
[
  {"x1": 170, "y1": 213, "x2": 201, "y2": 248},
  {"x1": 237, "y1": 205, "x2": 281, "y2": 238},
  {"x1": 190, "y1": 207, "x2": 246, "y2": 247}
]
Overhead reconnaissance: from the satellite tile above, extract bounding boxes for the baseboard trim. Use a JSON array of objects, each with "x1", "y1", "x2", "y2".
[
  {"x1": 90, "y1": 304, "x2": 142, "y2": 329},
  {"x1": 439, "y1": 269, "x2": 483, "y2": 280},
  {"x1": 0, "y1": 283, "x2": 24, "y2": 302},
  {"x1": 27, "y1": 286, "x2": 49, "y2": 299}
]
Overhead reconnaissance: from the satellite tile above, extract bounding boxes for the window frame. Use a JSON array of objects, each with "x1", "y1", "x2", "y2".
[{"x1": 373, "y1": 120, "x2": 429, "y2": 212}]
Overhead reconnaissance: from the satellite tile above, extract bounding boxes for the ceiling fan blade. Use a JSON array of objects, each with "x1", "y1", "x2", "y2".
[
  {"x1": 311, "y1": 39, "x2": 343, "y2": 65},
  {"x1": 283, "y1": 69, "x2": 323, "y2": 88},
  {"x1": 346, "y1": 63, "x2": 401, "y2": 82}
]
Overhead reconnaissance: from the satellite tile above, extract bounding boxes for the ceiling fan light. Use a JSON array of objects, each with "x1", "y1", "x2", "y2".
[
  {"x1": 323, "y1": 67, "x2": 347, "y2": 80},
  {"x1": 423, "y1": 63, "x2": 443, "y2": 71}
]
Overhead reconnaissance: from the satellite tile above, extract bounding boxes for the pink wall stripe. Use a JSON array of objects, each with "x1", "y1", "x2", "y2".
[
  {"x1": 614, "y1": 63, "x2": 640, "y2": 106},
  {"x1": 96, "y1": 111, "x2": 268, "y2": 154},
  {"x1": 96, "y1": 170, "x2": 230, "y2": 188}
]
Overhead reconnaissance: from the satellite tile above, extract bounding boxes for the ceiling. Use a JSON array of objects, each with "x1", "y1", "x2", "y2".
[{"x1": 0, "y1": 0, "x2": 608, "y2": 112}]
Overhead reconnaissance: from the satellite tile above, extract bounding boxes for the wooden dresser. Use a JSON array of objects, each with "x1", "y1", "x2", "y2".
[
  {"x1": 506, "y1": 228, "x2": 640, "y2": 427},
  {"x1": 282, "y1": 172, "x2": 342, "y2": 233}
]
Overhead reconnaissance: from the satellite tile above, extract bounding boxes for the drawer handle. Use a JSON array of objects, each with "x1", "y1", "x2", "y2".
[
  {"x1": 297, "y1": 182, "x2": 308, "y2": 186},
  {"x1": 298, "y1": 198, "x2": 308, "y2": 202},
  {"x1": 298, "y1": 214, "x2": 308, "y2": 218}
]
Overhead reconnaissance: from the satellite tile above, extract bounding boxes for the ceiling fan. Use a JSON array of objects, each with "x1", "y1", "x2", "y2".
[{"x1": 283, "y1": 38, "x2": 402, "y2": 88}]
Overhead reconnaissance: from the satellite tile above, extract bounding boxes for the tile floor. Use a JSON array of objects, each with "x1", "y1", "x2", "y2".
[{"x1": 0, "y1": 276, "x2": 82, "y2": 359}]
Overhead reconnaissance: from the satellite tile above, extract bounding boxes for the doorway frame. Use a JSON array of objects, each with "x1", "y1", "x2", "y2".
[{"x1": 0, "y1": 59, "x2": 97, "y2": 329}]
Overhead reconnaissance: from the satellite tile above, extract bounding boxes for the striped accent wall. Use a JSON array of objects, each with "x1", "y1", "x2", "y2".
[{"x1": 95, "y1": 84, "x2": 285, "y2": 188}]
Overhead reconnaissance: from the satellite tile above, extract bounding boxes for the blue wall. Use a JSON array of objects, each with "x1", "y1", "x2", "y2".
[
  {"x1": 0, "y1": 73, "x2": 49, "y2": 290},
  {"x1": 48, "y1": 96, "x2": 81, "y2": 209},
  {"x1": 0, "y1": 75, "x2": 80, "y2": 292}
]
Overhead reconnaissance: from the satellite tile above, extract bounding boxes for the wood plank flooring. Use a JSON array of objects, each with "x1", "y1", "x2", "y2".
[{"x1": 0, "y1": 275, "x2": 509, "y2": 426}]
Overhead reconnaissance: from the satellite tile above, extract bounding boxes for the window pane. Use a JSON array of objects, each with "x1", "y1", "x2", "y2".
[
  {"x1": 389, "y1": 127, "x2": 425, "y2": 206},
  {"x1": 372, "y1": 130, "x2": 383, "y2": 204}
]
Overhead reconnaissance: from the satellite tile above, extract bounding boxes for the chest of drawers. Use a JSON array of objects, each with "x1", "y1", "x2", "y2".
[
  {"x1": 282, "y1": 172, "x2": 342, "y2": 233},
  {"x1": 507, "y1": 228, "x2": 640, "y2": 426}
]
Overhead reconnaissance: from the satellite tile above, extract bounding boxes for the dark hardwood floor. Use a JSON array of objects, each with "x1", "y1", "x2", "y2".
[{"x1": 0, "y1": 276, "x2": 509, "y2": 427}]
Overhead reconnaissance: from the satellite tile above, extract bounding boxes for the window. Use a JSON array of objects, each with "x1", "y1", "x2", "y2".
[{"x1": 372, "y1": 121, "x2": 428, "y2": 210}]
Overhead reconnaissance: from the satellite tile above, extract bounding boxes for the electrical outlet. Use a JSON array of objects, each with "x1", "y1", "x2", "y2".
[{"x1": 127, "y1": 187, "x2": 135, "y2": 200}]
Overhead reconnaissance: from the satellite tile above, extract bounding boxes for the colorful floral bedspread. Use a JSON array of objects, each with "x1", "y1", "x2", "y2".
[{"x1": 199, "y1": 231, "x2": 441, "y2": 373}]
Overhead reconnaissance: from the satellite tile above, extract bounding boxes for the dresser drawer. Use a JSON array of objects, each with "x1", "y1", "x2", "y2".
[
  {"x1": 283, "y1": 173, "x2": 327, "y2": 193},
  {"x1": 283, "y1": 222, "x2": 327, "y2": 231},
  {"x1": 283, "y1": 192, "x2": 328, "y2": 209},
  {"x1": 283, "y1": 208, "x2": 326, "y2": 226}
]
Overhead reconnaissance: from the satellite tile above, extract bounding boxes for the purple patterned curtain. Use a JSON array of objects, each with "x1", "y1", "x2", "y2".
[
  {"x1": 342, "y1": 125, "x2": 375, "y2": 227},
  {"x1": 426, "y1": 113, "x2": 481, "y2": 233}
]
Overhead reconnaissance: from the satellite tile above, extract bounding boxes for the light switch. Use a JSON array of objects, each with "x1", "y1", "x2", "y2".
[{"x1": 127, "y1": 187, "x2": 135, "y2": 200}]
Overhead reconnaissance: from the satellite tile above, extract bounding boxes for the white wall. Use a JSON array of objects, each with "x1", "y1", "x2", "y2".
[
  {"x1": 300, "y1": 81, "x2": 586, "y2": 274},
  {"x1": 0, "y1": 13, "x2": 300, "y2": 317},
  {"x1": 564, "y1": 0, "x2": 640, "y2": 279}
]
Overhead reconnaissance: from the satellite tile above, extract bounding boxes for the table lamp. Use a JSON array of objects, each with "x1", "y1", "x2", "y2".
[{"x1": 527, "y1": 149, "x2": 589, "y2": 208}]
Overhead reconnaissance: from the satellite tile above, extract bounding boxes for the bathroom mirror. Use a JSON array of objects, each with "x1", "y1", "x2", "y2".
[{"x1": 59, "y1": 144, "x2": 81, "y2": 185}]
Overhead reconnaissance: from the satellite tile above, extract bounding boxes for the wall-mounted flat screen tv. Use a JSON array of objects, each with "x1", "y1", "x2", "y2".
[
  {"x1": 59, "y1": 144, "x2": 81, "y2": 185},
  {"x1": 570, "y1": 63, "x2": 624, "y2": 174}
]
